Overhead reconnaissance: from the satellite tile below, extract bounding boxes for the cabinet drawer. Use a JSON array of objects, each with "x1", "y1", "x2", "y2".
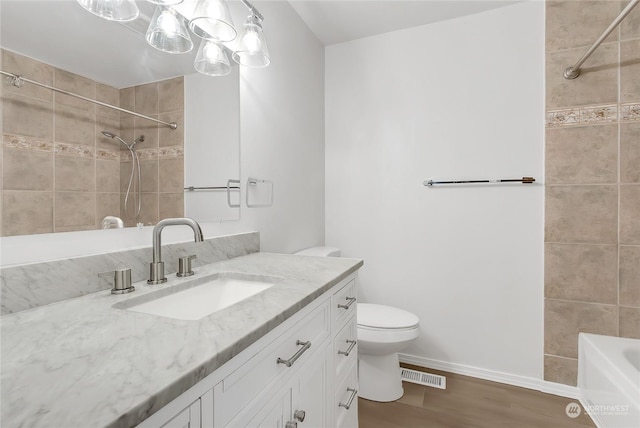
[
  {"x1": 218, "y1": 301, "x2": 330, "y2": 425},
  {"x1": 332, "y1": 279, "x2": 356, "y2": 328},
  {"x1": 335, "y1": 364, "x2": 358, "y2": 428},
  {"x1": 334, "y1": 317, "x2": 357, "y2": 380}
]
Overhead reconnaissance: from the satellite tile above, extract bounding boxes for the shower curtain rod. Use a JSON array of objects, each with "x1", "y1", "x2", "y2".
[
  {"x1": 564, "y1": 0, "x2": 639, "y2": 79},
  {"x1": 0, "y1": 70, "x2": 178, "y2": 130}
]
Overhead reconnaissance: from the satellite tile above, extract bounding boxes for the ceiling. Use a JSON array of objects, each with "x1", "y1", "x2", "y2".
[{"x1": 287, "y1": 0, "x2": 518, "y2": 46}]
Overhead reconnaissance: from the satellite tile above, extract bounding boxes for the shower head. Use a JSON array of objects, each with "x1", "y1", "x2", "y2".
[{"x1": 101, "y1": 130, "x2": 131, "y2": 149}]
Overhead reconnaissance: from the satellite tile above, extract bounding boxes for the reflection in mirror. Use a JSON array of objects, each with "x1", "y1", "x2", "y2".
[{"x1": 0, "y1": 0, "x2": 240, "y2": 237}]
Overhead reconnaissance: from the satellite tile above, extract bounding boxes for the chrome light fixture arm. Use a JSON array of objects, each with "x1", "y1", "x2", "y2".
[{"x1": 240, "y1": 0, "x2": 264, "y2": 21}]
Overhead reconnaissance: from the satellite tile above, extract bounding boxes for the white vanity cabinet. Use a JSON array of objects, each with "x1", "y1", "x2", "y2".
[{"x1": 137, "y1": 273, "x2": 358, "y2": 428}]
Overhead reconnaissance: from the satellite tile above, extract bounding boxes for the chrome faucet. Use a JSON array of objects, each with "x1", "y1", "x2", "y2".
[{"x1": 148, "y1": 218, "x2": 204, "y2": 284}]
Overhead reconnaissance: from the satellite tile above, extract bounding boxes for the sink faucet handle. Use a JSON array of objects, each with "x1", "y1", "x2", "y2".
[
  {"x1": 98, "y1": 268, "x2": 135, "y2": 295},
  {"x1": 177, "y1": 255, "x2": 197, "y2": 278}
]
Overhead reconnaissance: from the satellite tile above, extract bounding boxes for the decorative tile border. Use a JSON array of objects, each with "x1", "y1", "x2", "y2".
[
  {"x1": 546, "y1": 104, "x2": 617, "y2": 127},
  {"x1": 136, "y1": 148, "x2": 158, "y2": 160},
  {"x1": 96, "y1": 149, "x2": 120, "y2": 161},
  {"x1": 54, "y1": 142, "x2": 94, "y2": 158},
  {"x1": 159, "y1": 145, "x2": 184, "y2": 159},
  {"x1": 621, "y1": 103, "x2": 640, "y2": 122},
  {"x1": 3, "y1": 133, "x2": 54, "y2": 152}
]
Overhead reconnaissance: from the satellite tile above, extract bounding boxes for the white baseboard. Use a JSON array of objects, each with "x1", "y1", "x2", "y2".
[{"x1": 399, "y1": 353, "x2": 580, "y2": 400}]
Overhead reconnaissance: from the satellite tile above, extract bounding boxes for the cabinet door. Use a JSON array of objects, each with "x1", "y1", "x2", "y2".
[
  {"x1": 160, "y1": 398, "x2": 201, "y2": 428},
  {"x1": 245, "y1": 389, "x2": 291, "y2": 428},
  {"x1": 291, "y1": 345, "x2": 330, "y2": 428}
]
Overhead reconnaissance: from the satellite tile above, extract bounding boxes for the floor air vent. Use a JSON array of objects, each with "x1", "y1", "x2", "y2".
[{"x1": 400, "y1": 368, "x2": 446, "y2": 389}]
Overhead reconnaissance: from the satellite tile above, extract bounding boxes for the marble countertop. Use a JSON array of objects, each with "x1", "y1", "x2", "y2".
[{"x1": 0, "y1": 252, "x2": 363, "y2": 428}]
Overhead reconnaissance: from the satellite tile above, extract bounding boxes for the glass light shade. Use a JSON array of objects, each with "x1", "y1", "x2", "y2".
[
  {"x1": 147, "y1": 0, "x2": 184, "y2": 4},
  {"x1": 232, "y1": 15, "x2": 270, "y2": 68},
  {"x1": 188, "y1": 0, "x2": 236, "y2": 42},
  {"x1": 145, "y1": 6, "x2": 193, "y2": 54},
  {"x1": 194, "y1": 39, "x2": 232, "y2": 76},
  {"x1": 76, "y1": 0, "x2": 139, "y2": 22}
]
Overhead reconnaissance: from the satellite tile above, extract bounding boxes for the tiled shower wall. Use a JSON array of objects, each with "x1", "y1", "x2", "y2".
[
  {"x1": 119, "y1": 78, "x2": 184, "y2": 227},
  {"x1": 544, "y1": 1, "x2": 640, "y2": 386},
  {"x1": 0, "y1": 49, "x2": 184, "y2": 235}
]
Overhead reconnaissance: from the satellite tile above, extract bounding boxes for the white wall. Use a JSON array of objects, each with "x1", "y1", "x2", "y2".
[
  {"x1": 325, "y1": 2, "x2": 545, "y2": 379},
  {"x1": 0, "y1": 1, "x2": 325, "y2": 266}
]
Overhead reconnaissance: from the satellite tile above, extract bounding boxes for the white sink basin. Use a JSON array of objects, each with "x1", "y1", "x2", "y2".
[{"x1": 114, "y1": 272, "x2": 279, "y2": 320}]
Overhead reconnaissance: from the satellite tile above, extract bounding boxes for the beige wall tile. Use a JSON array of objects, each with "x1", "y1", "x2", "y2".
[
  {"x1": 545, "y1": 185, "x2": 617, "y2": 244},
  {"x1": 544, "y1": 299, "x2": 617, "y2": 358},
  {"x1": 134, "y1": 116, "x2": 159, "y2": 150},
  {"x1": 543, "y1": 355, "x2": 577, "y2": 386},
  {"x1": 54, "y1": 69, "x2": 95, "y2": 111},
  {"x1": 120, "y1": 161, "x2": 134, "y2": 194},
  {"x1": 620, "y1": 246, "x2": 640, "y2": 307},
  {"x1": 620, "y1": 184, "x2": 640, "y2": 244},
  {"x1": 159, "y1": 112, "x2": 184, "y2": 147},
  {"x1": 55, "y1": 192, "x2": 95, "y2": 228},
  {"x1": 621, "y1": 122, "x2": 640, "y2": 183},
  {"x1": 545, "y1": 124, "x2": 617, "y2": 184},
  {"x1": 96, "y1": 193, "x2": 121, "y2": 228},
  {"x1": 129, "y1": 193, "x2": 158, "y2": 227},
  {"x1": 96, "y1": 160, "x2": 120, "y2": 192},
  {"x1": 546, "y1": 1, "x2": 621, "y2": 52},
  {"x1": 621, "y1": 39, "x2": 640, "y2": 103},
  {"x1": 159, "y1": 193, "x2": 184, "y2": 219},
  {"x1": 55, "y1": 155, "x2": 95, "y2": 192},
  {"x1": 546, "y1": 43, "x2": 618, "y2": 109},
  {"x1": 55, "y1": 105, "x2": 96, "y2": 146},
  {"x1": 158, "y1": 77, "x2": 184, "y2": 113},
  {"x1": 3, "y1": 147, "x2": 53, "y2": 191},
  {"x1": 95, "y1": 83, "x2": 120, "y2": 119},
  {"x1": 545, "y1": 243, "x2": 617, "y2": 304},
  {"x1": 135, "y1": 82, "x2": 158, "y2": 116},
  {"x1": 119, "y1": 116, "x2": 135, "y2": 145},
  {"x1": 2, "y1": 94, "x2": 53, "y2": 139},
  {"x1": 2, "y1": 190, "x2": 53, "y2": 236},
  {"x1": 620, "y1": 306, "x2": 640, "y2": 338},
  {"x1": 120, "y1": 87, "x2": 134, "y2": 112},
  {"x1": 140, "y1": 159, "x2": 159, "y2": 193},
  {"x1": 621, "y1": 2, "x2": 640, "y2": 40},
  {"x1": 2, "y1": 49, "x2": 53, "y2": 101},
  {"x1": 159, "y1": 158, "x2": 184, "y2": 192}
]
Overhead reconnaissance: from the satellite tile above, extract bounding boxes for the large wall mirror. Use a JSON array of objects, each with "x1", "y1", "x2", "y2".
[{"x1": 0, "y1": 0, "x2": 240, "y2": 237}]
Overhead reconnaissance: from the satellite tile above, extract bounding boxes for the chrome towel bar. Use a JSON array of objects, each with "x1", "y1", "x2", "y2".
[{"x1": 424, "y1": 177, "x2": 536, "y2": 186}]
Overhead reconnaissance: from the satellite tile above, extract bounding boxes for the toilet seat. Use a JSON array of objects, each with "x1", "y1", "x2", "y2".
[{"x1": 357, "y1": 303, "x2": 419, "y2": 330}]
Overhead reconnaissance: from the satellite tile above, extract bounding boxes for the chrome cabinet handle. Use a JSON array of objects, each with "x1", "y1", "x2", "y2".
[
  {"x1": 293, "y1": 410, "x2": 306, "y2": 422},
  {"x1": 285, "y1": 422, "x2": 297, "y2": 428},
  {"x1": 338, "y1": 387, "x2": 358, "y2": 410},
  {"x1": 338, "y1": 339, "x2": 357, "y2": 356},
  {"x1": 337, "y1": 296, "x2": 356, "y2": 310},
  {"x1": 277, "y1": 340, "x2": 311, "y2": 367}
]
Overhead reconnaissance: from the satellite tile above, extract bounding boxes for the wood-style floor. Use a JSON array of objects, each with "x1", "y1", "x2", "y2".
[{"x1": 358, "y1": 366, "x2": 596, "y2": 428}]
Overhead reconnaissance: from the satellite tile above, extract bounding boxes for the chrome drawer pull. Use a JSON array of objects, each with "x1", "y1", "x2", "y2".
[
  {"x1": 338, "y1": 339, "x2": 357, "y2": 356},
  {"x1": 337, "y1": 296, "x2": 356, "y2": 310},
  {"x1": 338, "y1": 387, "x2": 358, "y2": 410},
  {"x1": 277, "y1": 340, "x2": 311, "y2": 367}
]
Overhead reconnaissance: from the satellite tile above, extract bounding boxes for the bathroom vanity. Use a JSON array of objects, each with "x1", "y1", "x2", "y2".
[{"x1": 0, "y1": 252, "x2": 362, "y2": 428}]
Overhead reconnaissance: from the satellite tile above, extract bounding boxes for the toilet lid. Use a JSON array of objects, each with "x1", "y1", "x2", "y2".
[{"x1": 357, "y1": 303, "x2": 419, "y2": 329}]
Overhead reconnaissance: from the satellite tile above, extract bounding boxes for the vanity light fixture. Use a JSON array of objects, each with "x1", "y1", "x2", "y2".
[
  {"x1": 188, "y1": 0, "x2": 237, "y2": 42},
  {"x1": 77, "y1": 0, "x2": 270, "y2": 75},
  {"x1": 145, "y1": 5, "x2": 194, "y2": 54},
  {"x1": 76, "y1": 0, "x2": 139, "y2": 22},
  {"x1": 232, "y1": 13, "x2": 270, "y2": 68},
  {"x1": 194, "y1": 39, "x2": 232, "y2": 76}
]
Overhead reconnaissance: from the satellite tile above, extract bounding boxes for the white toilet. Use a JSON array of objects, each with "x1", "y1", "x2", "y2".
[{"x1": 294, "y1": 247, "x2": 420, "y2": 402}]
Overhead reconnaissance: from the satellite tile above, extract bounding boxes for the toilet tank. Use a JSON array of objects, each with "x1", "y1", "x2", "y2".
[{"x1": 294, "y1": 246, "x2": 341, "y2": 257}]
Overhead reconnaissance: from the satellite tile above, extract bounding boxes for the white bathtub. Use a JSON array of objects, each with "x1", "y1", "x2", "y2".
[{"x1": 578, "y1": 333, "x2": 640, "y2": 428}]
